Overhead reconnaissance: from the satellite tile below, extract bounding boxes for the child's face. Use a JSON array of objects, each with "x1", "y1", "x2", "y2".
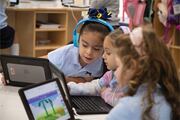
[
  {"x1": 115, "y1": 55, "x2": 137, "y2": 88},
  {"x1": 103, "y1": 37, "x2": 117, "y2": 70},
  {"x1": 79, "y1": 31, "x2": 104, "y2": 66}
]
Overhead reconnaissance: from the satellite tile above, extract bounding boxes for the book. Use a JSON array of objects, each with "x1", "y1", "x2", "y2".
[{"x1": 36, "y1": 21, "x2": 62, "y2": 29}]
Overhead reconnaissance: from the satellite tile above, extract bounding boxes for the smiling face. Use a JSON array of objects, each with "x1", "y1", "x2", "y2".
[
  {"x1": 78, "y1": 31, "x2": 104, "y2": 66},
  {"x1": 102, "y1": 36, "x2": 117, "y2": 71}
]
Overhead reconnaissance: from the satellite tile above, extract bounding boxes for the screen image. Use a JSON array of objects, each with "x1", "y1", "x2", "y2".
[
  {"x1": 9, "y1": 0, "x2": 19, "y2": 4},
  {"x1": 24, "y1": 81, "x2": 70, "y2": 120},
  {"x1": 7, "y1": 63, "x2": 46, "y2": 83},
  {"x1": 62, "y1": 0, "x2": 74, "y2": 4},
  {"x1": 10, "y1": 0, "x2": 17, "y2": 2}
]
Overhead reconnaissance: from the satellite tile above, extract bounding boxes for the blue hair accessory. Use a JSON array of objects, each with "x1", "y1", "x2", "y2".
[
  {"x1": 72, "y1": 7, "x2": 114, "y2": 47},
  {"x1": 88, "y1": 7, "x2": 112, "y2": 20}
]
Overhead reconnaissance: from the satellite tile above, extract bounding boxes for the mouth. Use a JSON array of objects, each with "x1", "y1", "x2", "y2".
[
  {"x1": 84, "y1": 56, "x2": 93, "y2": 62},
  {"x1": 104, "y1": 61, "x2": 108, "y2": 65}
]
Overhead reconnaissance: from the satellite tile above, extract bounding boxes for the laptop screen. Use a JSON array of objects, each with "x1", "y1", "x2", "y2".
[
  {"x1": 23, "y1": 80, "x2": 71, "y2": 120},
  {"x1": 7, "y1": 63, "x2": 46, "y2": 83},
  {"x1": 0, "y1": 55, "x2": 52, "y2": 86},
  {"x1": 61, "y1": 0, "x2": 74, "y2": 4}
]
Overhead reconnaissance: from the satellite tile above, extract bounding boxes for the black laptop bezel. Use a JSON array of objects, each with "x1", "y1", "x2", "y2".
[
  {"x1": 49, "y1": 62, "x2": 74, "y2": 109},
  {"x1": 18, "y1": 78, "x2": 75, "y2": 120},
  {"x1": 10, "y1": 0, "x2": 19, "y2": 6},
  {"x1": 0, "y1": 55, "x2": 52, "y2": 87},
  {"x1": 49, "y1": 62, "x2": 112, "y2": 114}
]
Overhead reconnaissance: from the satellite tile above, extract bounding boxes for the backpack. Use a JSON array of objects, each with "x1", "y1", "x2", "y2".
[
  {"x1": 160, "y1": 0, "x2": 180, "y2": 43},
  {"x1": 123, "y1": 0, "x2": 147, "y2": 30}
]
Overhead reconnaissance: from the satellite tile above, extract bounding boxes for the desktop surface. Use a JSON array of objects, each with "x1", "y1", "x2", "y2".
[{"x1": 0, "y1": 83, "x2": 107, "y2": 120}]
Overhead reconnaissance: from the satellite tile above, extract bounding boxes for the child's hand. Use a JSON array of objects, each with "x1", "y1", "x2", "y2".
[
  {"x1": 100, "y1": 87, "x2": 106, "y2": 93},
  {"x1": 65, "y1": 76, "x2": 94, "y2": 83},
  {"x1": 0, "y1": 73, "x2": 6, "y2": 85}
]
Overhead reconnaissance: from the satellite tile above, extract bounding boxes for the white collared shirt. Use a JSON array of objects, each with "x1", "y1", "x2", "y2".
[
  {"x1": 48, "y1": 44, "x2": 103, "y2": 77},
  {"x1": 106, "y1": 84, "x2": 172, "y2": 120},
  {"x1": 0, "y1": 1, "x2": 7, "y2": 29}
]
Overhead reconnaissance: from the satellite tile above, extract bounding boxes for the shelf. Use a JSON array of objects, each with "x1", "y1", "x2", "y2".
[
  {"x1": 35, "y1": 44, "x2": 63, "y2": 50},
  {"x1": 35, "y1": 28, "x2": 66, "y2": 32},
  {"x1": 170, "y1": 45, "x2": 180, "y2": 49}
]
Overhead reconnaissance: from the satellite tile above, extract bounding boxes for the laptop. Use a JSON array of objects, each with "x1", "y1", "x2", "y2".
[
  {"x1": 10, "y1": 0, "x2": 19, "y2": 6},
  {"x1": 61, "y1": 0, "x2": 90, "y2": 8},
  {"x1": 0, "y1": 55, "x2": 52, "y2": 87},
  {"x1": 18, "y1": 78, "x2": 75, "y2": 120},
  {"x1": 49, "y1": 62, "x2": 113, "y2": 114}
]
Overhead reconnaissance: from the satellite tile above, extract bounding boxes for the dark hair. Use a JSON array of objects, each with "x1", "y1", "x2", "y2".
[
  {"x1": 79, "y1": 21, "x2": 111, "y2": 41},
  {"x1": 113, "y1": 25, "x2": 180, "y2": 120}
]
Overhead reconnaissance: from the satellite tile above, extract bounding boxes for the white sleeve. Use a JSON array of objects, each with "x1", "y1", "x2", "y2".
[
  {"x1": 48, "y1": 47, "x2": 64, "y2": 66},
  {"x1": 106, "y1": 97, "x2": 133, "y2": 120},
  {"x1": 67, "y1": 79, "x2": 102, "y2": 96}
]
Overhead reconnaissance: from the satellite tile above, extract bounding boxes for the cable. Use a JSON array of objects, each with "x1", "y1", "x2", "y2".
[{"x1": 70, "y1": 6, "x2": 79, "y2": 23}]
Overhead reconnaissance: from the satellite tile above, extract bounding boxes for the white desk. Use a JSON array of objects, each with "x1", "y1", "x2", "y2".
[{"x1": 0, "y1": 84, "x2": 107, "y2": 120}]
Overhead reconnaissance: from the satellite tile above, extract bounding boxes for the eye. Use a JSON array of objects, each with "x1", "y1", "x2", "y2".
[
  {"x1": 82, "y1": 43, "x2": 88, "y2": 48},
  {"x1": 93, "y1": 47, "x2": 102, "y2": 51},
  {"x1": 104, "y1": 50, "x2": 111, "y2": 55}
]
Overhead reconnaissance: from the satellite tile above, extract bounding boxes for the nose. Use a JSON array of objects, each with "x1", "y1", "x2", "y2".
[
  {"x1": 102, "y1": 52, "x2": 106, "y2": 59},
  {"x1": 86, "y1": 47, "x2": 93, "y2": 55}
]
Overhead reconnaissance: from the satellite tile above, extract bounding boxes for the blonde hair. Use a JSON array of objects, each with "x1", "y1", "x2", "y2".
[{"x1": 113, "y1": 25, "x2": 180, "y2": 120}]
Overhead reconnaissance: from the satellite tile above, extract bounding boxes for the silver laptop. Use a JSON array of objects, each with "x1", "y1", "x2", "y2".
[{"x1": 61, "y1": 0, "x2": 90, "y2": 8}]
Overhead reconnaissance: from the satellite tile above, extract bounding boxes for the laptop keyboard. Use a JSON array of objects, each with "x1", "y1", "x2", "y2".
[{"x1": 71, "y1": 96, "x2": 112, "y2": 114}]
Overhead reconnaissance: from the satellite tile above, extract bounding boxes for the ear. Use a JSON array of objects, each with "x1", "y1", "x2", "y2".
[{"x1": 128, "y1": 59, "x2": 138, "y2": 73}]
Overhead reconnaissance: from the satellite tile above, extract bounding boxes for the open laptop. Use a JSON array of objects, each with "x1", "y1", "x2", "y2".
[
  {"x1": 10, "y1": 0, "x2": 19, "y2": 6},
  {"x1": 49, "y1": 62, "x2": 113, "y2": 115},
  {"x1": 18, "y1": 78, "x2": 75, "y2": 120},
  {"x1": 0, "y1": 55, "x2": 52, "y2": 87},
  {"x1": 61, "y1": 0, "x2": 90, "y2": 8}
]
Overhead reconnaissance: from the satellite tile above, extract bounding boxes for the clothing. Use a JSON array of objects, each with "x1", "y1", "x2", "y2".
[
  {"x1": 107, "y1": 84, "x2": 172, "y2": 120},
  {"x1": 90, "y1": 0, "x2": 120, "y2": 26},
  {"x1": 0, "y1": 0, "x2": 8, "y2": 29},
  {"x1": 68, "y1": 71, "x2": 127, "y2": 106},
  {"x1": 48, "y1": 44, "x2": 103, "y2": 77},
  {"x1": 0, "y1": 25, "x2": 15, "y2": 49},
  {"x1": 0, "y1": 0, "x2": 15, "y2": 49}
]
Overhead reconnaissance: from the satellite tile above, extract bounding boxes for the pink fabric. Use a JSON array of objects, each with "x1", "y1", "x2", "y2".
[
  {"x1": 130, "y1": 27, "x2": 143, "y2": 47},
  {"x1": 133, "y1": 2, "x2": 146, "y2": 26},
  {"x1": 123, "y1": 0, "x2": 146, "y2": 30},
  {"x1": 101, "y1": 71, "x2": 113, "y2": 86},
  {"x1": 101, "y1": 88, "x2": 125, "y2": 106},
  {"x1": 99, "y1": 71, "x2": 125, "y2": 106}
]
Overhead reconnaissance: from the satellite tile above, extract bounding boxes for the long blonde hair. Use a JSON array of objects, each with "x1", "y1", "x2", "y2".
[{"x1": 112, "y1": 25, "x2": 180, "y2": 120}]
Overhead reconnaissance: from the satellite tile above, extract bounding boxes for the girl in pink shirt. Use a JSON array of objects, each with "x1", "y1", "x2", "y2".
[{"x1": 68, "y1": 30, "x2": 126, "y2": 106}]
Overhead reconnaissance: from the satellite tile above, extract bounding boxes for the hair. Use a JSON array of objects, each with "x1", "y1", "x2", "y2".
[
  {"x1": 107, "y1": 29, "x2": 124, "y2": 44},
  {"x1": 79, "y1": 21, "x2": 111, "y2": 42},
  {"x1": 112, "y1": 25, "x2": 180, "y2": 120}
]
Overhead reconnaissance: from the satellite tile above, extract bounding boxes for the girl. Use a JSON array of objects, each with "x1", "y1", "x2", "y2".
[
  {"x1": 107, "y1": 25, "x2": 180, "y2": 120},
  {"x1": 48, "y1": 9, "x2": 114, "y2": 83},
  {"x1": 68, "y1": 30, "x2": 126, "y2": 106},
  {"x1": 0, "y1": 8, "x2": 113, "y2": 84}
]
